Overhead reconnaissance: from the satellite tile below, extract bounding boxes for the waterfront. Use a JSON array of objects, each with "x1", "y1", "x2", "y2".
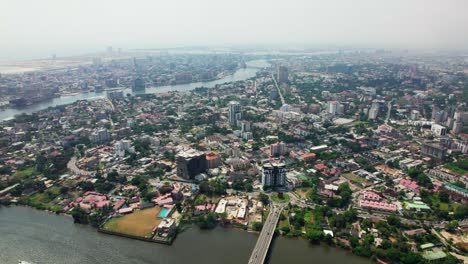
[
  {"x1": 0, "y1": 59, "x2": 268, "y2": 120},
  {"x1": 0, "y1": 206, "x2": 370, "y2": 264}
]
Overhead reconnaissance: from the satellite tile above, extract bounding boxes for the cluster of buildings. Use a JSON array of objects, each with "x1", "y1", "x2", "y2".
[{"x1": 0, "y1": 51, "x2": 467, "y2": 262}]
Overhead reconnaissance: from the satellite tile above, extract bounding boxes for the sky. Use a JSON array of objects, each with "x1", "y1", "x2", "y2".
[{"x1": 1, "y1": 0, "x2": 468, "y2": 60}]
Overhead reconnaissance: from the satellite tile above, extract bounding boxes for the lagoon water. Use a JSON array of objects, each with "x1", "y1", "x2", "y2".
[
  {"x1": 0, "y1": 206, "x2": 370, "y2": 264},
  {"x1": 0, "y1": 60, "x2": 269, "y2": 121}
]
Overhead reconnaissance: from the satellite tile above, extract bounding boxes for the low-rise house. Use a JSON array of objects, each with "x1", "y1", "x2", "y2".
[
  {"x1": 153, "y1": 193, "x2": 174, "y2": 206},
  {"x1": 403, "y1": 228, "x2": 427, "y2": 237},
  {"x1": 359, "y1": 199, "x2": 397, "y2": 212},
  {"x1": 156, "y1": 218, "x2": 177, "y2": 237},
  {"x1": 194, "y1": 203, "x2": 216, "y2": 215}
]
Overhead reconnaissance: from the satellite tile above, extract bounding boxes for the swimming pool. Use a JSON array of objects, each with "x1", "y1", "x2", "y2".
[{"x1": 158, "y1": 208, "x2": 169, "y2": 218}]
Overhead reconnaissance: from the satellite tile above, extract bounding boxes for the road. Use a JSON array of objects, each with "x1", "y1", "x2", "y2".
[
  {"x1": 67, "y1": 156, "x2": 92, "y2": 176},
  {"x1": 271, "y1": 73, "x2": 285, "y2": 105},
  {"x1": 248, "y1": 204, "x2": 285, "y2": 264}
]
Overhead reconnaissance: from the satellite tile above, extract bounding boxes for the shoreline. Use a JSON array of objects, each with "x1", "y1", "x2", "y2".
[
  {"x1": 1, "y1": 204, "x2": 370, "y2": 262},
  {"x1": 0, "y1": 60, "x2": 266, "y2": 120}
]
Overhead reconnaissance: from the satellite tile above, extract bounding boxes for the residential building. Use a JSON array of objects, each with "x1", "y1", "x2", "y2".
[
  {"x1": 206, "y1": 151, "x2": 221, "y2": 169},
  {"x1": 431, "y1": 124, "x2": 447, "y2": 137},
  {"x1": 156, "y1": 218, "x2": 177, "y2": 237},
  {"x1": 228, "y1": 101, "x2": 241, "y2": 126},
  {"x1": 262, "y1": 160, "x2": 286, "y2": 188},
  {"x1": 277, "y1": 65, "x2": 289, "y2": 84},
  {"x1": 421, "y1": 142, "x2": 447, "y2": 160},
  {"x1": 270, "y1": 142, "x2": 286, "y2": 157}
]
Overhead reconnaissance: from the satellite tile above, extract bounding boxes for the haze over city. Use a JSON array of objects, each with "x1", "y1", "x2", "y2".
[
  {"x1": 1, "y1": 1, "x2": 468, "y2": 264},
  {"x1": 2, "y1": 0, "x2": 468, "y2": 60}
]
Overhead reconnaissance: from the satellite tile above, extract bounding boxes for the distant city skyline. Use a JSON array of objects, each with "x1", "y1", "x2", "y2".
[{"x1": 1, "y1": 0, "x2": 468, "y2": 61}]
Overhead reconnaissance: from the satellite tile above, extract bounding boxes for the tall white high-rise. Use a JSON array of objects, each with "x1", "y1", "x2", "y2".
[
  {"x1": 328, "y1": 101, "x2": 338, "y2": 115},
  {"x1": 228, "y1": 101, "x2": 241, "y2": 126}
]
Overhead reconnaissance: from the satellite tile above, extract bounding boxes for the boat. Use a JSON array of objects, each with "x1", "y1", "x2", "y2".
[{"x1": 19, "y1": 261, "x2": 35, "y2": 264}]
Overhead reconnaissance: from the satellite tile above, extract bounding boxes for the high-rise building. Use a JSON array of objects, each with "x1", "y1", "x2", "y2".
[
  {"x1": 410, "y1": 110, "x2": 420, "y2": 120},
  {"x1": 176, "y1": 149, "x2": 207, "y2": 179},
  {"x1": 107, "y1": 91, "x2": 124, "y2": 100},
  {"x1": 115, "y1": 140, "x2": 134, "y2": 157},
  {"x1": 368, "y1": 108, "x2": 378, "y2": 120},
  {"x1": 328, "y1": 101, "x2": 338, "y2": 115},
  {"x1": 132, "y1": 77, "x2": 145, "y2": 91},
  {"x1": 277, "y1": 65, "x2": 289, "y2": 84},
  {"x1": 262, "y1": 160, "x2": 286, "y2": 188},
  {"x1": 369, "y1": 102, "x2": 380, "y2": 120},
  {"x1": 90, "y1": 129, "x2": 111, "y2": 143},
  {"x1": 421, "y1": 142, "x2": 447, "y2": 160},
  {"x1": 206, "y1": 151, "x2": 221, "y2": 169},
  {"x1": 431, "y1": 124, "x2": 447, "y2": 137},
  {"x1": 228, "y1": 101, "x2": 241, "y2": 126},
  {"x1": 270, "y1": 142, "x2": 287, "y2": 157},
  {"x1": 240, "y1": 121, "x2": 251, "y2": 133}
]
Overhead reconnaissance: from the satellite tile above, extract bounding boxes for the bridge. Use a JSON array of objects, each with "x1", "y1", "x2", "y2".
[{"x1": 248, "y1": 204, "x2": 285, "y2": 264}]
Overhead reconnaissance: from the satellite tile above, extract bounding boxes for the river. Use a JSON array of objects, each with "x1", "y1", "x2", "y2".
[
  {"x1": 0, "y1": 206, "x2": 370, "y2": 264},
  {"x1": 0, "y1": 60, "x2": 269, "y2": 121}
]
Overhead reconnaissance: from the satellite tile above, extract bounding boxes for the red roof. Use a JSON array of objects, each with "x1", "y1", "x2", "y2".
[
  {"x1": 314, "y1": 163, "x2": 328, "y2": 171},
  {"x1": 302, "y1": 153, "x2": 316, "y2": 159}
]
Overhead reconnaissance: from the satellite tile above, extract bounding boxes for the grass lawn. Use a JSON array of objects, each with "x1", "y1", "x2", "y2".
[
  {"x1": 103, "y1": 207, "x2": 162, "y2": 238},
  {"x1": 439, "y1": 203, "x2": 449, "y2": 211},
  {"x1": 304, "y1": 210, "x2": 314, "y2": 224},
  {"x1": 27, "y1": 186, "x2": 62, "y2": 212},
  {"x1": 13, "y1": 168, "x2": 38, "y2": 180},
  {"x1": 342, "y1": 173, "x2": 371, "y2": 187},
  {"x1": 444, "y1": 163, "x2": 468, "y2": 175},
  {"x1": 271, "y1": 193, "x2": 290, "y2": 203},
  {"x1": 294, "y1": 188, "x2": 311, "y2": 199}
]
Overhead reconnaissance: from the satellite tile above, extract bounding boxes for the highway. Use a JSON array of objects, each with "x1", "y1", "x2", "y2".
[
  {"x1": 271, "y1": 74, "x2": 285, "y2": 105},
  {"x1": 248, "y1": 204, "x2": 284, "y2": 264}
]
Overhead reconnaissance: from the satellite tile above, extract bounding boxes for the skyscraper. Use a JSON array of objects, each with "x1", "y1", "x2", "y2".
[
  {"x1": 369, "y1": 101, "x2": 380, "y2": 120},
  {"x1": 132, "y1": 77, "x2": 145, "y2": 91},
  {"x1": 328, "y1": 101, "x2": 338, "y2": 115},
  {"x1": 270, "y1": 142, "x2": 287, "y2": 157},
  {"x1": 228, "y1": 101, "x2": 241, "y2": 126},
  {"x1": 176, "y1": 149, "x2": 207, "y2": 179},
  {"x1": 277, "y1": 65, "x2": 289, "y2": 84},
  {"x1": 262, "y1": 160, "x2": 286, "y2": 188}
]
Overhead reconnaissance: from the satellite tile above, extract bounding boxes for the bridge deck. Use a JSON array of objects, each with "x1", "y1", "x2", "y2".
[{"x1": 248, "y1": 204, "x2": 284, "y2": 264}]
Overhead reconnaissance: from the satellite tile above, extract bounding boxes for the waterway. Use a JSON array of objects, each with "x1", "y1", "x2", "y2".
[
  {"x1": 0, "y1": 206, "x2": 370, "y2": 264},
  {"x1": 0, "y1": 60, "x2": 270, "y2": 121}
]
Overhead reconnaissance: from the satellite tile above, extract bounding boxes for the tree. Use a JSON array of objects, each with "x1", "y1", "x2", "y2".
[
  {"x1": 71, "y1": 207, "x2": 88, "y2": 224},
  {"x1": 387, "y1": 214, "x2": 401, "y2": 227},
  {"x1": 280, "y1": 225, "x2": 290, "y2": 234},
  {"x1": 439, "y1": 191, "x2": 450, "y2": 203},
  {"x1": 307, "y1": 230, "x2": 324, "y2": 243},
  {"x1": 445, "y1": 220, "x2": 459, "y2": 232},
  {"x1": 454, "y1": 205, "x2": 468, "y2": 219},
  {"x1": 60, "y1": 186, "x2": 69, "y2": 195},
  {"x1": 258, "y1": 193, "x2": 270, "y2": 206},
  {"x1": 89, "y1": 206, "x2": 112, "y2": 227},
  {"x1": 252, "y1": 222, "x2": 263, "y2": 231},
  {"x1": 401, "y1": 252, "x2": 422, "y2": 264},
  {"x1": 385, "y1": 247, "x2": 401, "y2": 261}
]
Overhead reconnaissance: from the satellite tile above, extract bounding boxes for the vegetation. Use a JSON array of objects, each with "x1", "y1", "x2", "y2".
[
  {"x1": 445, "y1": 158, "x2": 468, "y2": 174},
  {"x1": 271, "y1": 193, "x2": 290, "y2": 203},
  {"x1": 102, "y1": 207, "x2": 162, "y2": 238}
]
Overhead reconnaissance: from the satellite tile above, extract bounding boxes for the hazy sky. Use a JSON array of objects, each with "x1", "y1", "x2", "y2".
[{"x1": 1, "y1": 0, "x2": 468, "y2": 59}]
